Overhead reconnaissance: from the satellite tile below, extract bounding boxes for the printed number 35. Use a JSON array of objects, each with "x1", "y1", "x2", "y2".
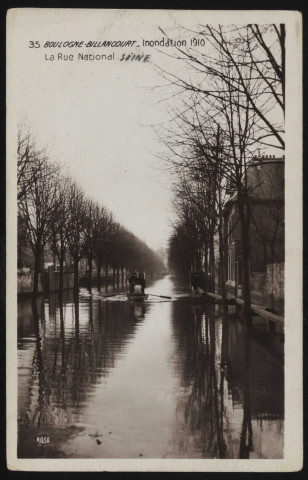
[{"x1": 29, "y1": 41, "x2": 40, "y2": 48}]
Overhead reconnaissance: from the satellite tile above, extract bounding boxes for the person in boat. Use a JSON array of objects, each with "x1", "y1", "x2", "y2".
[
  {"x1": 133, "y1": 284, "x2": 143, "y2": 295},
  {"x1": 129, "y1": 272, "x2": 139, "y2": 294},
  {"x1": 191, "y1": 270, "x2": 204, "y2": 294},
  {"x1": 138, "y1": 273, "x2": 146, "y2": 294}
]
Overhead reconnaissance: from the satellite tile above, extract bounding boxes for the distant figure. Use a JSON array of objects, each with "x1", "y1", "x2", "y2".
[
  {"x1": 191, "y1": 270, "x2": 204, "y2": 293},
  {"x1": 138, "y1": 273, "x2": 146, "y2": 294},
  {"x1": 129, "y1": 272, "x2": 139, "y2": 294},
  {"x1": 198, "y1": 270, "x2": 204, "y2": 292}
]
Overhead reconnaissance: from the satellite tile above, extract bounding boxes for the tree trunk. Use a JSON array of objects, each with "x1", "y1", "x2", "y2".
[
  {"x1": 73, "y1": 290, "x2": 80, "y2": 338},
  {"x1": 218, "y1": 214, "x2": 227, "y2": 308},
  {"x1": 97, "y1": 256, "x2": 101, "y2": 292},
  {"x1": 116, "y1": 268, "x2": 120, "y2": 289},
  {"x1": 221, "y1": 308, "x2": 230, "y2": 365},
  {"x1": 105, "y1": 262, "x2": 108, "y2": 292},
  {"x1": 238, "y1": 196, "x2": 252, "y2": 324},
  {"x1": 73, "y1": 258, "x2": 79, "y2": 292},
  {"x1": 209, "y1": 232, "x2": 215, "y2": 293},
  {"x1": 204, "y1": 245, "x2": 208, "y2": 292},
  {"x1": 88, "y1": 257, "x2": 92, "y2": 293},
  {"x1": 59, "y1": 298, "x2": 66, "y2": 373},
  {"x1": 270, "y1": 242, "x2": 275, "y2": 264},
  {"x1": 33, "y1": 248, "x2": 41, "y2": 297},
  {"x1": 121, "y1": 267, "x2": 124, "y2": 287},
  {"x1": 59, "y1": 255, "x2": 64, "y2": 292},
  {"x1": 112, "y1": 267, "x2": 116, "y2": 289}
]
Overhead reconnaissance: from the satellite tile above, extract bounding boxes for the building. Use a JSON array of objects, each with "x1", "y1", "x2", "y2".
[{"x1": 222, "y1": 154, "x2": 284, "y2": 314}]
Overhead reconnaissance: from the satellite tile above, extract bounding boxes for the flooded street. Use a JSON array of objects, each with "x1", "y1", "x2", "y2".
[{"x1": 18, "y1": 276, "x2": 284, "y2": 459}]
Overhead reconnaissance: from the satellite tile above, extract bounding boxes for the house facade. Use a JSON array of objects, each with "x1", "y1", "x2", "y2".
[{"x1": 222, "y1": 155, "x2": 284, "y2": 314}]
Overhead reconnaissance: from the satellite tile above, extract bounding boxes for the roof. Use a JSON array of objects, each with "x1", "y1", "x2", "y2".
[{"x1": 249, "y1": 155, "x2": 285, "y2": 167}]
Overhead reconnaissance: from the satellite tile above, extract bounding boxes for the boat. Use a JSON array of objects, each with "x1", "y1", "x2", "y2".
[
  {"x1": 190, "y1": 290, "x2": 207, "y2": 302},
  {"x1": 127, "y1": 293, "x2": 148, "y2": 302}
]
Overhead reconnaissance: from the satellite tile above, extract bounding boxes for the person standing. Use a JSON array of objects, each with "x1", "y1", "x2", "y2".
[
  {"x1": 128, "y1": 272, "x2": 139, "y2": 294},
  {"x1": 138, "y1": 273, "x2": 146, "y2": 294},
  {"x1": 191, "y1": 270, "x2": 203, "y2": 293}
]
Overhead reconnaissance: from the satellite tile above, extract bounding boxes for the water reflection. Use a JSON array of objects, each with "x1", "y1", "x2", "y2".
[
  {"x1": 18, "y1": 277, "x2": 284, "y2": 459},
  {"x1": 171, "y1": 301, "x2": 284, "y2": 458}
]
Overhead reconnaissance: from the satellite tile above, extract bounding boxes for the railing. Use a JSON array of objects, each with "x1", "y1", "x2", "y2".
[{"x1": 46, "y1": 266, "x2": 74, "y2": 292}]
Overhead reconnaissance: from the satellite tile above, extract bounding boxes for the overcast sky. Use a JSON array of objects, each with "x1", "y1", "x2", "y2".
[
  {"x1": 10, "y1": 10, "x2": 190, "y2": 251},
  {"x1": 9, "y1": 10, "x2": 288, "y2": 251}
]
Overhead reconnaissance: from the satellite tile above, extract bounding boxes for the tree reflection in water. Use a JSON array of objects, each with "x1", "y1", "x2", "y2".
[
  {"x1": 18, "y1": 291, "x2": 283, "y2": 459},
  {"x1": 32, "y1": 297, "x2": 49, "y2": 427},
  {"x1": 18, "y1": 291, "x2": 149, "y2": 457},
  {"x1": 171, "y1": 300, "x2": 284, "y2": 459},
  {"x1": 239, "y1": 327, "x2": 253, "y2": 459}
]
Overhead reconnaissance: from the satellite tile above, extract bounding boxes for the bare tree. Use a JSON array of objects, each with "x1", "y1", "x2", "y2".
[
  {"x1": 18, "y1": 129, "x2": 169, "y2": 297},
  {"x1": 94, "y1": 208, "x2": 114, "y2": 291},
  {"x1": 18, "y1": 153, "x2": 60, "y2": 296},
  {"x1": 108, "y1": 222, "x2": 122, "y2": 289},
  {"x1": 156, "y1": 24, "x2": 284, "y2": 149},
  {"x1": 48, "y1": 175, "x2": 71, "y2": 292},
  {"x1": 83, "y1": 200, "x2": 101, "y2": 292},
  {"x1": 162, "y1": 97, "x2": 234, "y2": 301},
  {"x1": 17, "y1": 129, "x2": 53, "y2": 205},
  {"x1": 157, "y1": 24, "x2": 284, "y2": 320},
  {"x1": 65, "y1": 182, "x2": 87, "y2": 292}
]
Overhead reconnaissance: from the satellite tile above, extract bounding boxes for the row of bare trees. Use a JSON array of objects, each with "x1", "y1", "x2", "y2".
[
  {"x1": 18, "y1": 130, "x2": 164, "y2": 296},
  {"x1": 161, "y1": 24, "x2": 285, "y2": 320}
]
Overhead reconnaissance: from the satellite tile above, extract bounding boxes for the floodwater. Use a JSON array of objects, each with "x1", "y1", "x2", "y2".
[{"x1": 18, "y1": 276, "x2": 284, "y2": 459}]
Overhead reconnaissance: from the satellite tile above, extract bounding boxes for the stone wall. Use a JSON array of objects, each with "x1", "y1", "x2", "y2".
[
  {"x1": 250, "y1": 271, "x2": 267, "y2": 306},
  {"x1": 223, "y1": 263, "x2": 284, "y2": 315},
  {"x1": 47, "y1": 266, "x2": 74, "y2": 292},
  {"x1": 17, "y1": 268, "x2": 43, "y2": 294},
  {"x1": 266, "y1": 263, "x2": 284, "y2": 314}
]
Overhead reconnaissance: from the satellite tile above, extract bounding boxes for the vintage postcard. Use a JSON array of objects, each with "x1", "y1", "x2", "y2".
[{"x1": 6, "y1": 9, "x2": 302, "y2": 471}]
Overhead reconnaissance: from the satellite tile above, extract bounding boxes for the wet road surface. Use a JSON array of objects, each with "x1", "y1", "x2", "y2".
[{"x1": 17, "y1": 276, "x2": 284, "y2": 459}]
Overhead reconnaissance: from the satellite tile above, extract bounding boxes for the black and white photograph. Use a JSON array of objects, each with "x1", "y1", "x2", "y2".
[{"x1": 6, "y1": 9, "x2": 302, "y2": 471}]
